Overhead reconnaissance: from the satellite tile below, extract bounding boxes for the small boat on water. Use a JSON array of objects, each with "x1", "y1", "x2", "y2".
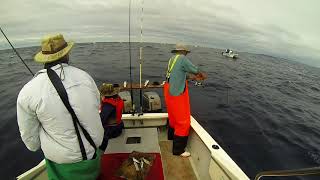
[
  {"x1": 17, "y1": 109, "x2": 249, "y2": 180},
  {"x1": 222, "y1": 49, "x2": 238, "y2": 59},
  {"x1": 16, "y1": 80, "x2": 249, "y2": 179}
]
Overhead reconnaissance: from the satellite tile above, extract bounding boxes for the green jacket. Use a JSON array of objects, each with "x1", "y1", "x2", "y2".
[{"x1": 167, "y1": 55, "x2": 199, "y2": 96}]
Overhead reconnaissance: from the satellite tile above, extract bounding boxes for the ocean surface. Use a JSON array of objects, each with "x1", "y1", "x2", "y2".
[{"x1": 0, "y1": 42, "x2": 320, "y2": 179}]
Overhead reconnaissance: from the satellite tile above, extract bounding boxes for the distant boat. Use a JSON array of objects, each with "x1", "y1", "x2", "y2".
[{"x1": 222, "y1": 49, "x2": 238, "y2": 59}]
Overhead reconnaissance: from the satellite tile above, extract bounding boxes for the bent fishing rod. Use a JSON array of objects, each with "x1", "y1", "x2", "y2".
[{"x1": 0, "y1": 27, "x2": 34, "y2": 76}]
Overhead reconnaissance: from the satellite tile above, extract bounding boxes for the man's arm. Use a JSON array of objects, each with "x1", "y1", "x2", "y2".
[
  {"x1": 183, "y1": 58, "x2": 207, "y2": 81},
  {"x1": 182, "y1": 58, "x2": 199, "y2": 74},
  {"x1": 17, "y1": 95, "x2": 41, "y2": 151}
]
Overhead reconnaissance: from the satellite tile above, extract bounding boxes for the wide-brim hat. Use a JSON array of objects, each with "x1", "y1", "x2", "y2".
[
  {"x1": 171, "y1": 43, "x2": 191, "y2": 53},
  {"x1": 34, "y1": 34, "x2": 74, "y2": 63},
  {"x1": 99, "y1": 83, "x2": 120, "y2": 97}
]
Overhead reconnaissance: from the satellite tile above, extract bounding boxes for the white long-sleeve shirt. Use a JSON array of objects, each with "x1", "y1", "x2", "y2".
[{"x1": 17, "y1": 64, "x2": 104, "y2": 164}]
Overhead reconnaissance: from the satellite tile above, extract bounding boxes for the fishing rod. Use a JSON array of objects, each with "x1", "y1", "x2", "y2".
[
  {"x1": 128, "y1": 0, "x2": 134, "y2": 113},
  {"x1": 0, "y1": 27, "x2": 34, "y2": 76},
  {"x1": 139, "y1": 0, "x2": 144, "y2": 115}
]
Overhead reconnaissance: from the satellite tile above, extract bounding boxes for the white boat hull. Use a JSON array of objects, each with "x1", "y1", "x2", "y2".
[
  {"x1": 17, "y1": 113, "x2": 249, "y2": 180},
  {"x1": 222, "y1": 52, "x2": 238, "y2": 59}
]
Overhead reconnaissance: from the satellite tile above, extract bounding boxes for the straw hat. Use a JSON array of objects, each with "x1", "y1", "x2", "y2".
[
  {"x1": 99, "y1": 83, "x2": 120, "y2": 97},
  {"x1": 34, "y1": 34, "x2": 74, "y2": 63},
  {"x1": 171, "y1": 43, "x2": 190, "y2": 53}
]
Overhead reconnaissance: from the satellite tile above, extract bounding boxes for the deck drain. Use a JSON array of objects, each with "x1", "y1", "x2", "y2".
[
  {"x1": 212, "y1": 145, "x2": 220, "y2": 150},
  {"x1": 126, "y1": 137, "x2": 141, "y2": 144}
]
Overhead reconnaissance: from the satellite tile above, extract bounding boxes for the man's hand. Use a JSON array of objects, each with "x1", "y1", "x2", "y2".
[
  {"x1": 188, "y1": 72, "x2": 208, "y2": 81},
  {"x1": 196, "y1": 72, "x2": 207, "y2": 80}
]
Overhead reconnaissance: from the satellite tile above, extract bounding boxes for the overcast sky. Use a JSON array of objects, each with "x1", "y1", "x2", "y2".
[{"x1": 1, "y1": 0, "x2": 320, "y2": 66}]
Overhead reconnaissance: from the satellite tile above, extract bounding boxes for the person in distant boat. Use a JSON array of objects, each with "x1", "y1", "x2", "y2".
[
  {"x1": 99, "y1": 83, "x2": 125, "y2": 151},
  {"x1": 17, "y1": 34, "x2": 104, "y2": 180},
  {"x1": 163, "y1": 43, "x2": 207, "y2": 157}
]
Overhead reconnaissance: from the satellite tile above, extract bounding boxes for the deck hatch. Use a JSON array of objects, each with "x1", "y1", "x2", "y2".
[
  {"x1": 105, "y1": 128, "x2": 160, "y2": 153},
  {"x1": 126, "y1": 136, "x2": 141, "y2": 144}
]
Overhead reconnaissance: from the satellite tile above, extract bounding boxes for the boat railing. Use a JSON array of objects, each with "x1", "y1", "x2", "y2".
[{"x1": 254, "y1": 166, "x2": 320, "y2": 180}]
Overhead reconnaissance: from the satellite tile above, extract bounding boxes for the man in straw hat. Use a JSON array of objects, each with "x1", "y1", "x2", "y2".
[
  {"x1": 17, "y1": 34, "x2": 104, "y2": 179},
  {"x1": 164, "y1": 43, "x2": 207, "y2": 157},
  {"x1": 99, "y1": 83, "x2": 124, "y2": 151}
]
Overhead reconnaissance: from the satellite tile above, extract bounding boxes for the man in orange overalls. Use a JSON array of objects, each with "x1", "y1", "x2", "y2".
[{"x1": 164, "y1": 43, "x2": 207, "y2": 157}]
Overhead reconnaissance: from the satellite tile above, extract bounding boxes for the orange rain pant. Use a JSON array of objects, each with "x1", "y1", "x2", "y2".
[{"x1": 163, "y1": 81, "x2": 191, "y2": 136}]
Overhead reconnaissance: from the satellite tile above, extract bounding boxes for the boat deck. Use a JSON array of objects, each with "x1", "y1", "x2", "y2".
[
  {"x1": 104, "y1": 127, "x2": 198, "y2": 180},
  {"x1": 17, "y1": 114, "x2": 250, "y2": 180},
  {"x1": 159, "y1": 141, "x2": 197, "y2": 180}
]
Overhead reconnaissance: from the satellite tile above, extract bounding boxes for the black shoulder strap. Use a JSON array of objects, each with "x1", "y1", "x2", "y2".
[{"x1": 47, "y1": 68, "x2": 96, "y2": 160}]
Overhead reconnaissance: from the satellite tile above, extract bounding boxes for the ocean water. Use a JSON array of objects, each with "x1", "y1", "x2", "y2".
[{"x1": 0, "y1": 42, "x2": 320, "y2": 179}]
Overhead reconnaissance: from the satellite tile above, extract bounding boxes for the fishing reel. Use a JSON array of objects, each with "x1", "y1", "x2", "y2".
[
  {"x1": 192, "y1": 80, "x2": 205, "y2": 87},
  {"x1": 194, "y1": 81, "x2": 204, "y2": 87},
  {"x1": 188, "y1": 72, "x2": 207, "y2": 87}
]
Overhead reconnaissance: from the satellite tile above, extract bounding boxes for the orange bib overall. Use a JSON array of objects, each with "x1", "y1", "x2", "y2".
[{"x1": 163, "y1": 81, "x2": 191, "y2": 137}]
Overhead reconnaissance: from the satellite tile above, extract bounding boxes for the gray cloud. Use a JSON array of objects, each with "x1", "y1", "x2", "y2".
[{"x1": 1, "y1": 0, "x2": 319, "y2": 66}]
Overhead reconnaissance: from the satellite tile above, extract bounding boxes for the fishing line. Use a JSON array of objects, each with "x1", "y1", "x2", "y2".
[
  {"x1": 192, "y1": 47, "x2": 207, "y2": 88},
  {"x1": 0, "y1": 27, "x2": 34, "y2": 76}
]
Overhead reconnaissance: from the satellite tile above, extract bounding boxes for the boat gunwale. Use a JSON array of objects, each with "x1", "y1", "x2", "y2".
[
  {"x1": 17, "y1": 113, "x2": 249, "y2": 180},
  {"x1": 190, "y1": 116, "x2": 249, "y2": 179},
  {"x1": 124, "y1": 113, "x2": 249, "y2": 179}
]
